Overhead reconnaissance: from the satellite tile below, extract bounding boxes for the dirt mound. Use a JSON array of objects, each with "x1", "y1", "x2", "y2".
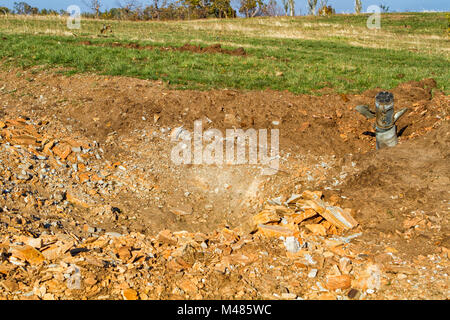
[
  {"x1": 176, "y1": 43, "x2": 247, "y2": 56},
  {"x1": 79, "y1": 41, "x2": 247, "y2": 56},
  {"x1": 340, "y1": 121, "x2": 449, "y2": 249}
]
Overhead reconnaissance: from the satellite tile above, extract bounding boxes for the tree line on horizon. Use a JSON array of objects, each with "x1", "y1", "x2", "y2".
[{"x1": 0, "y1": 1, "x2": 375, "y2": 21}]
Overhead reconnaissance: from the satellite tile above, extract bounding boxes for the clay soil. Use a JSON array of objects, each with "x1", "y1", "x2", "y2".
[
  {"x1": 0, "y1": 66, "x2": 448, "y2": 300},
  {"x1": 79, "y1": 41, "x2": 248, "y2": 56}
]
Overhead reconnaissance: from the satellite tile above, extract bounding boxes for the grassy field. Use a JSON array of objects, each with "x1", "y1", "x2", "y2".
[{"x1": 0, "y1": 12, "x2": 448, "y2": 94}]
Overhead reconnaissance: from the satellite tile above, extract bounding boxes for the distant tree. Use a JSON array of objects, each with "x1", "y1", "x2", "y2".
[
  {"x1": 288, "y1": 0, "x2": 294, "y2": 16},
  {"x1": 154, "y1": 0, "x2": 189, "y2": 20},
  {"x1": 141, "y1": 5, "x2": 154, "y2": 20},
  {"x1": 307, "y1": 0, "x2": 318, "y2": 15},
  {"x1": 160, "y1": 3, "x2": 184, "y2": 20},
  {"x1": 318, "y1": 0, "x2": 334, "y2": 16},
  {"x1": 83, "y1": 0, "x2": 102, "y2": 18},
  {"x1": 379, "y1": 4, "x2": 389, "y2": 13},
  {"x1": 318, "y1": 0, "x2": 327, "y2": 8},
  {"x1": 279, "y1": 0, "x2": 296, "y2": 16},
  {"x1": 103, "y1": 7, "x2": 123, "y2": 19},
  {"x1": 210, "y1": 0, "x2": 236, "y2": 18},
  {"x1": 14, "y1": 2, "x2": 33, "y2": 14},
  {"x1": 447, "y1": 13, "x2": 450, "y2": 35},
  {"x1": 239, "y1": 0, "x2": 268, "y2": 17},
  {"x1": 144, "y1": 0, "x2": 161, "y2": 20},
  {"x1": 239, "y1": 0, "x2": 250, "y2": 17},
  {"x1": 264, "y1": 0, "x2": 282, "y2": 16},
  {"x1": 280, "y1": 0, "x2": 289, "y2": 16},
  {"x1": 354, "y1": 0, "x2": 362, "y2": 14},
  {"x1": 118, "y1": 0, "x2": 144, "y2": 19},
  {"x1": 0, "y1": 7, "x2": 10, "y2": 15},
  {"x1": 180, "y1": 0, "x2": 208, "y2": 19},
  {"x1": 318, "y1": 5, "x2": 334, "y2": 16}
]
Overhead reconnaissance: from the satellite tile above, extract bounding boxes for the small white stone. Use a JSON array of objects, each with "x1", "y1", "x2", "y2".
[
  {"x1": 308, "y1": 269, "x2": 318, "y2": 278},
  {"x1": 284, "y1": 236, "x2": 300, "y2": 253}
]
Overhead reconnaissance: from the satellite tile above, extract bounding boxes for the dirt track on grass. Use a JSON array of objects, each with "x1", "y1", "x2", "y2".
[{"x1": 79, "y1": 41, "x2": 248, "y2": 56}]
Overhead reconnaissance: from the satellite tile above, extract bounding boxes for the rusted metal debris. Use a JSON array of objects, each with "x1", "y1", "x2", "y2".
[{"x1": 356, "y1": 92, "x2": 408, "y2": 149}]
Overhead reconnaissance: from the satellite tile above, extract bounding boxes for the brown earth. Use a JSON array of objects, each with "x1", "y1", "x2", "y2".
[
  {"x1": 0, "y1": 66, "x2": 448, "y2": 300},
  {"x1": 79, "y1": 41, "x2": 247, "y2": 56}
]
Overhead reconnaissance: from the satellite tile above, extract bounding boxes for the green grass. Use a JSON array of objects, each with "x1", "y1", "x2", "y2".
[{"x1": 0, "y1": 13, "x2": 448, "y2": 94}]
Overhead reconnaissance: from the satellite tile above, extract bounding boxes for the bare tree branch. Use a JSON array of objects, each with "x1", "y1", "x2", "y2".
[{"x1": 83, "y1": 0, "x2": 102, "y2": 18}]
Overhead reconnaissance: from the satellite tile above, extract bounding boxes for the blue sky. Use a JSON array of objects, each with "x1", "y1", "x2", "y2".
[{"x1": 1, "y1": 0, "x2": 449, "y2": 14}]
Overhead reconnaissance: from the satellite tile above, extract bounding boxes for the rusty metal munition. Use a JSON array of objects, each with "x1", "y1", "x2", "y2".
[{"x1": 355, "y1": 92, "x2": 408, "y2": 149}]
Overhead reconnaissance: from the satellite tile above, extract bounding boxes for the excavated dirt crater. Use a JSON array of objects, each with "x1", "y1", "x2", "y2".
[{"x1": 0, "y1": 67, "x2": 448, "y2": 260}]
